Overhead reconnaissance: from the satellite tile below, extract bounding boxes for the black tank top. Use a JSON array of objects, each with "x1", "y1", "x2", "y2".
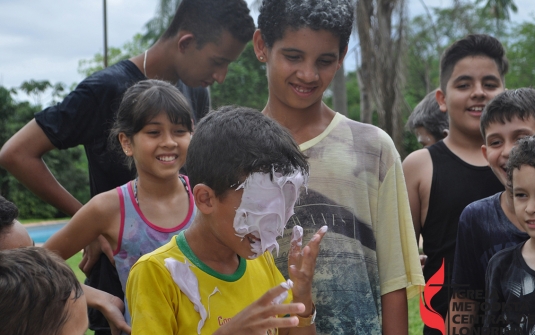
[{"x1": 421, "y1": 140, "x2": 503, "y2": 321}]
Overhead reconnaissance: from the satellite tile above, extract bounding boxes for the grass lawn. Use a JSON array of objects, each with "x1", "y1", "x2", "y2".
[{"x1": 65, "y1": 252, "x2": 424, "y2": 335}]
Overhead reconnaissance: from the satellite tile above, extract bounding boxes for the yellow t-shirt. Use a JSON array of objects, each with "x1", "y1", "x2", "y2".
[{"x1": 127, "y1": 232, "x2": 288, "y2": 335}]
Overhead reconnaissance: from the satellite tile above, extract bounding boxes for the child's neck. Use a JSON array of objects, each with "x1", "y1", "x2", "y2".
[
  {"x1": 500, "y1": 189, "x2": 525, "y2": 232},
  {"x1": 262, "y1": 98, "x2": 335, "y2": 145},
  {"x1": 184, "y1": 221, "x2": 241, "y2": 275},
  {"x1": 443, "y1": 126, "x2": 487, "y2": 166},
  {"x1": 521, "y1": 238, "x2": 535, "y2": 270}
]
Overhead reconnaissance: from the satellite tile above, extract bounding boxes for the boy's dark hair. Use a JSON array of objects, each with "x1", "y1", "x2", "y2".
[
  {"x1": 439, "y1": 34, "x2": 508, "y2": 92},
  {"x1": 0, "y1": 196, "x2": 18, "y2": 235},
  {"x1": 480, "y1": 88, "x2": 535, "y2": 139},
  {"x1": 161, "y1": 0, "x2": 255, "y2": 47},
  {"x1": 258, "y1": 0, "x2": 354, "y2": 54},
  {"x1": 109, "y1": 79, "x2": 192, "y2": 170},
  {"x1": 407, "y1": 89, "x2": 448, "y2": 142},
  {"x1": 186, "y1": 106, "x2": 309, "y2": 197},
  {"x1": 0, "y1": 247, "x2": 84, "y2": 335},
  {"x1": 506, "y1": 135, "x2": 535, "y2": 186}
]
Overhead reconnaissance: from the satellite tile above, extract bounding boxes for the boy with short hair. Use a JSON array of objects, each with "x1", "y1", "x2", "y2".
[
  {"x1": 483, "y1": 135, "x2": 535, "y2": 333},
  {"x1": 406, "y1": 89, "x2": 449, "y2": 147},
  {"x1": 403, "y1": 34, "x2": 507, "y2": 333},
  {"x1": 0, "y1": 195, "x2": 33, "y2": 250},
  {"x1": 0, "y1": 247, "x2": 88, "y2": 335},
  {"x1": 254, "y1": 0, "x2": 424, "y2": 334},
  {"x1": 448, "y1": 88, "x2": 535, "y2": 333},
  {"x1": 0, "y1": 1, "x2": 255, "y2": 333},
  {"x1": 127, "y1": 106, "x2": 326, "y2": 334}
]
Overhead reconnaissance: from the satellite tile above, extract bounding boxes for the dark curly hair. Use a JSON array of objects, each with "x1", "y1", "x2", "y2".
[
  {"x1": 440, "y1": 34, "x2": 508, "y2": 93},
  {"x1": 258, "y1": 0, "x2": 354, "y2": 54},
  {"x1": 506, "y1": 135, "x2": 535, "y2": 187},
  {"x1": 0, "y1": 196, "x2": 18, "y2": 235},
  {"x1": 480, "y1": 88, "x2": 535, "y2": 140},
  {"x1": 162, "y1": 0, "x2": 255, "y2": 47}
]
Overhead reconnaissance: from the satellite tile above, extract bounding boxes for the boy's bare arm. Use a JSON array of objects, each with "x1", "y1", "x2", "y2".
[
  {"x1": 402, "y1": 149, "x2": 433, "y2": 243},
  {"x1": 0, "y1": 119, "x2": 83, "y2": 216},
  {"x1": 381, "y1": 288, "x2": 408, "y2": 335}
]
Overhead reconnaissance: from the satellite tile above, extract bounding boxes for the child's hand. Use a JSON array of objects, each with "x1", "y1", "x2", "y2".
[
  {"x1": 288, "y1": 225, "x2": 327, "y2": 314},
  {"x1": 214, "y1": 283, "x2": 304, "y2": 335}
]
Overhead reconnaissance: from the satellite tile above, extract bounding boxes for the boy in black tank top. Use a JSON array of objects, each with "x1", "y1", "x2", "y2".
[{"x1": 403, "y1": 34, "x2": 508, "y2": 335}]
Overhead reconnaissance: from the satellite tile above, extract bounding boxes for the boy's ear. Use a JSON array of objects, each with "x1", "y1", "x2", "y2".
[
  {"x1": 118, "y1": 133, "x2": 133, "y2": 156},
  {"x1": 193, "y1": 184, "x2": 216, "y2": 214},
  {"x1": 482, "y1": 144, "x2": 488, "y2": 161},
  {"x1": 337, "y1": 45, "x2": 348, "y2": 70},
  {"x1": 436, "y1": 89, "x2": 448, "y2": 113},
  {"x1": 253, "y1": 29, "x2": 267, "y2": 62},
  {"x1": 178, "y1": 33, "x2": 196, "y2": 53}
]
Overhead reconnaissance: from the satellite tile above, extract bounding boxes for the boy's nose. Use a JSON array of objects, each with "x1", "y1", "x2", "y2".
[
  {"x1": 471, "y1": 83, "x2": 487, "y2": 99},
  {"x1": 212, "y1": 67, "x2": 228, "y2": 84},
  {"x1": 296, "y1": 63, "x2": 319, "y2": 83}
]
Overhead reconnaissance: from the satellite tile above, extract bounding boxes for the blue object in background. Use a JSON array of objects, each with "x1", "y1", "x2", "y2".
[{"x1": 26, "y1": 222, "x2": 66, "y2": 243}]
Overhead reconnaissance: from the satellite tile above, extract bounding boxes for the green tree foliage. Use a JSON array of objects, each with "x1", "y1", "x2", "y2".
[
  {"x1": 0, "y1": 85, "x2": 90, "y2": 219},
  {"x1": 209, "y1": 42, "x2": 269, "y2": 110},
  {"x1": 504, "y1": 21, "x2": 535, "y2": 89}
]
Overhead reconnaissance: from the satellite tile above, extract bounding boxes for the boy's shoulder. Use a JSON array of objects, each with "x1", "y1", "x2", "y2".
[{"x1": 462, "y1": 192, "x2": 501, "y2": 217}]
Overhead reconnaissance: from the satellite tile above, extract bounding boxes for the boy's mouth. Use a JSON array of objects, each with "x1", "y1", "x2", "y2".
[
  {"x1": 157, "y1": 155, "x2": 177, "y2": 162},
  {"x1": 467, "y1": 105, "x2": 485, "y2": 116},
  {"x1": 291, "y1": 83, "x2": 316, "y2": 95},
  {"x1": 246, "y1": 233, "x2": 261, "y2": 244}
]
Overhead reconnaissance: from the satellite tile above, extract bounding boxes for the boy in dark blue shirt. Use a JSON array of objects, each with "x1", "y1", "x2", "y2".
[{"x1": 449, "y1": 88, "x2": 535, "y2": 333}]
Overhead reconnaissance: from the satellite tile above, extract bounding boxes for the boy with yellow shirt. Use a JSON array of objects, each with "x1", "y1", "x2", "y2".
[{"x1": 127, "y1": 106, "x2": 326, "y2": 335}]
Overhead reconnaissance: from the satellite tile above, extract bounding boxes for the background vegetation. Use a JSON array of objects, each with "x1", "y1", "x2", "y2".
[{"x1": 1, "y1": 0, "x2": 532, "y2": 220}]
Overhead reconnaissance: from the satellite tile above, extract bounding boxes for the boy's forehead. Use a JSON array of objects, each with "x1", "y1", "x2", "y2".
[
  {"x1": 485, "y1": 116, "x2": 535, "y2": 140},
  {"x1": 447, "y1": 55, "x2": 502, "y2": 85}
]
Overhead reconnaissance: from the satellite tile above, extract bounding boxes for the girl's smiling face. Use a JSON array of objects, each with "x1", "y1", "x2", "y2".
[{"x1": 254, "y1": 28, "x2": 346, "y2": 112}]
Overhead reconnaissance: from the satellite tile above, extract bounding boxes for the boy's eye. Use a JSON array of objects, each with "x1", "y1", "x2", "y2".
[
  {"x1": 514, "y1": 192, "x2": 527, "y2": 198},
  {"x1": 484, "y1": 83, "x2": 499, "y2": 89},
  {"x1": 318, "y1": 59, "x2": 335, "y2": 66},
  {"x1": 285, "y1": 55, "x2": 300, "y2": 61}
]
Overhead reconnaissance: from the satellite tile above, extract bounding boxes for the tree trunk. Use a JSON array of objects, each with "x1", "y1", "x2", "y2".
[
  {"x1": 356, "y1": 0, "x2": 407, "y2": 153},
  {"x1": 332, "y1": 63, "x2": 348, "y2": 116}
]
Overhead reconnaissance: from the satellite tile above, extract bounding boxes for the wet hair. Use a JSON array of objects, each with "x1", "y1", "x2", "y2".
[
  {"x1": 109, "y1": 79, "x2": 192, "y2": 170},
  {"x1": 407, "y1": 89, "x2": 448, "y2": 142},
  {"x1": 0, "y1": 247, "x2": 84, "y2": 335},
  {"x1": 480, "y1": 88, "x2": 535, "y2": 139},
  {"x1": 186, "y1": 106, "x2": 309, "y2": 197},
  {"x1": 506, "y1": 136, "x2": 535, "y2": 187},
  {"x1": 161, "y1": 0, "x2": 255, "y2": 47},
  {"x1": 258, "y1": 0, "x2": 354, "y2": 54},
  {"x1": 439, "y1": 34, "x2": 508, "y2": 93},
  {"x1": 0, "y1": 196, "x2": 18, "y2": 236}
]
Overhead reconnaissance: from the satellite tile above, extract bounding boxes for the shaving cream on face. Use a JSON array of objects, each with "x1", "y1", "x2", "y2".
[{"x1": 233, "y1": 169, "x2": 306, "y2": 259}]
